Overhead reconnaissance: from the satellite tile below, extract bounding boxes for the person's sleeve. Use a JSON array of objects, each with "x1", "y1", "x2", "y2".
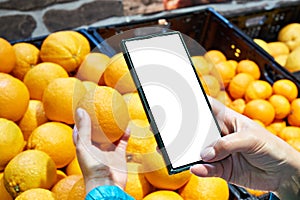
[{"x1": 85, "y1": 185, "x2": 135, "y2": 200}]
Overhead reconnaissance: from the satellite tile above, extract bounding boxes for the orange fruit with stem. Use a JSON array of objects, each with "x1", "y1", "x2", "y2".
[
  {"x1": 40, "y1": 30, "x2": 90, "y2": 73},
  {"x1": 204, "y1": 50, "x2": 226, "y2": 64},
  {"x1": 228, "y1": 73, "x2": 254, "y2": 99},
  {"x1": 244, "y1": 99, "x2": 275, "y2": 126},
  {"x1": 143, "y1": 152, "x2": 191, "y2": 190},
  {"x1": 0, "y1": 118, "x2": 25, "y2": 171},
  {"x1": 123, "y1": 92, "x2": 147, "y2": 121},
  {"x1": 18, "y1": 100, "x2": 48, "y2": 141},
  {"x1": 179, "y1": 175, "x2": 229, "y2": 200},
  {"x1": 15, "y1": 188, "x2": 56, "y2": 200},
  {"x1": 51, "y1": 174, "x2": 82, "y2": 200},
  {"x1": 23, "y1": 62, "x2": 69, "y2": 100},
  {"x1": 125, "y1": 163, "x2": 154, "y2": 200},
  {"x1": 43, "y1": 77, "x2": 87, "y2": 124},
  {"x1": 278, "y1": 126, "x2": 300, "y2": 141},
  {"x1": 288, "y1": 98, "x2": 300, "y2": 126},
  {"x1": 3, "y1": 150, "x2": 57, "y2": 198},
  {"x1": 245, "y1": 80, "x2": 273, "y2": 102},
  {"x1": 236, "y1": 60, "x2": 261, "y2": 80},
  {"x1": 272, "y1": 79, "x2": 298, "y2": 102},
  {"x1": 268, "y1": 94, "x2": 291, "y2": 120},
  {"x1": 143, "y1": 190, "x2": 183, "y2": 200},
  {"x1": 27, "y1": 122, "x2": 76, "y2": 168},
  {"x1": 0, "y1": 73, "x2": 30, "y2": 121},
  {"x1": 0, "y1": 38, "x2": 16, "y2": 73},
  {"x1": 77, "y1": 85, "x2": 130, "y2": 144},
  {"x1": 67, "y1": 177, "x2": 85, "y2": 200},
  {"x1": 11, "y1": 42, "x2": 40, "y2": 80},
  {"x1": 103, "y1": 52, "x2": 136, "y2": 94}
]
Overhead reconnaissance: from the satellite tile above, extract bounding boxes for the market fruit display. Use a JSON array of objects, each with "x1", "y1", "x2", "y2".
[{"x1": 1, "y1": 25, "x2": 300, "y2": 199}]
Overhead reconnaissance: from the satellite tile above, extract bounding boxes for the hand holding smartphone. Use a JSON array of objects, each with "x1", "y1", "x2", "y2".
[{"x1": 121, "y1": 31, "x2": 221, "y2": 174}]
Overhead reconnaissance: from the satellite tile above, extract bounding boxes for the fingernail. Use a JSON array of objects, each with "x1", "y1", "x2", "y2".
[
  {"x1": 76, "y1": 108, "x2": 84, "y2": 119},
  {"x1": 201, "y1": 147, "x2": 216, "y2": 161}
]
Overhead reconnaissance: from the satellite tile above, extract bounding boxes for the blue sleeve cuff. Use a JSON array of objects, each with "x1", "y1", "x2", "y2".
[{"x1": 85, "y1": 185, "x2": 135, "y2": 200}]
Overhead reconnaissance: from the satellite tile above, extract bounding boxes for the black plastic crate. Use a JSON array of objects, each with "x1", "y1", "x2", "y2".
[
  {"x1": 225, "y1": 1, "x2": 300, "y2": 42},
  {"x1": 88, "y1": 7, "x2": 300, "y2": 90},
  {"x1": 9, "y1": 28, "x2": 99, "y2": 50}
]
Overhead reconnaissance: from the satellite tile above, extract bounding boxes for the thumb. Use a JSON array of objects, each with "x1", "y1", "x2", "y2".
[{"x1": 201, "y1": 131, "x2": 257, "y2": 162}]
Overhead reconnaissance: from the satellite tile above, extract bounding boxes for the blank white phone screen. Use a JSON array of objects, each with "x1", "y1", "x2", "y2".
[{"x1": 123, "y1": 33, "x2": 221, "y2": 169}]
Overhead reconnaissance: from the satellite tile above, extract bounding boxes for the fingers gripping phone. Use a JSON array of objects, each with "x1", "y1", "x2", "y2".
[{"x1": 121, "y1": 31, "x2": 221, "y2": 174}]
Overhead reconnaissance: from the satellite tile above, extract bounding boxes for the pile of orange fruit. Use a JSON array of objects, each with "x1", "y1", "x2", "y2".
[{"x1": 1, "y1": 24, "x2": 299, "y2": 199}]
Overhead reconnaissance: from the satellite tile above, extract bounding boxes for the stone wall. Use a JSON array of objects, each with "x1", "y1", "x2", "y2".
[{"x1": 0, "y1": 0, "x2": 125, "y2": 41}]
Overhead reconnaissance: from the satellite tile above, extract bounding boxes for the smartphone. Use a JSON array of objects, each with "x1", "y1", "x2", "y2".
[{"x1": 121, "y1": 31, "x2": 221, "y2": 174}]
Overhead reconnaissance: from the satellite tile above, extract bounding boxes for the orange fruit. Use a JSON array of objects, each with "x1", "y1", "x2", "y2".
[
  {"x1": 288, "y1": 98, "x2": 300, "y2": 126},
  {"x1": 43, "y1": 77, "x2": 86, "y2": 124},
  {"x1": 103, "y1": 52, "x2": 136, "y2": 94},
  {"x1": 126, "y1": 120, "x2": 157, "y2": 163},
  {"x1": 123, "y1": 92, "x2": 147, "y2": 121},
  {"x1": 125, "y1": 163, "x2": 154, "y2": 200},
  {"x1": 245, "y1": 188, "x2": 268, "y2": 197},
  {"x1": 51, "y1": 174, "x2": 82, "y2": 200},
  {"x1": 55, "y1": 170, "x2": 67, "y2": 184},
  {"x1": 268, "y1": 94, "x2": 291, "y2": 119},
  {"x1": 274, "y1": 54, "x2": 288, "y2": 66},
  {"x1": 278, "y1": 23, "x2": 300, "y2": 51},
  {"x1": 0, "y1": 73, "x2": 30, "y2": 121},
  {"x1": 0, "y1": 173, "x2": 13, "y2": 200},
  {"x1": 254, "y1": 38, "x2": 272, "y2": 55},
  {"x1": 278, "y1": 126, "x2": 300, "y2": 141},
  {"x1": 143, "y1": 152, "x2": 191, "y2": 190},
  {"x1": 229, "y1": 98, "x2": 246, "y2": 114},
  {"x1": 227, "y1": 60, "x2": 238, "y2": 72},
  {"x1": 82, "y1": 80, "x2": 98, "y2": 92},
  {"x1": 0, "y1": 38, "x2": 16, "y2": 73},
  {"x1": 40, "y1": 30, "x2": 90, "y2": 73},
  {"x1": 245, "y1": 80, "x2": 273, "y2": 101},
  {"x1": 272, "y1": 79, "x2": 298, "y2": 102},
  {"x1": 15, "y1": 188, "x2": 57, "y2": 200},
  {"x1": 253, "y1": 119, "x2": 266, "y2": 128},
  {"x1": 214, "y1": 61, "x2": 236, "y2": 87},
  {"x1": 216, "y1": 90, "x2": 232, "y2": 106},
  {"x1": 3, "y1": 150, "x2": 57, "y2": 198},
  {"x1": 67, "y1": 177, "x2": 85, "y2": 200},
  {"x1": 179, "y1": 175, "x2": 229, "y2": 200},
  {"x1": 27, "y1": 122, "x2": 76, "y2": 168},
  {"x1": 244, "y1": 99, "x2": 275, "y2": 125},
  {"x1": 0, "y1": 118, "x2": 25, "y2": 171},
  {"x1": 285, "y1": 47, "x2": 300, "y2": 72},
  {"x1": 199, "y1": 75, "x2": 221, "y2": 97},
  {"x1": 143, "y1": 190, "x2": 183, "y2": 200},
  {"x1": 204, "y1": 50, "x2": 226, "y2": 64},
  {"x1": 266, "y1": 120, "x2": 286, "y2": 135},
  {"x1": 228, "y1": 73, "x2": 254, "y2": 99},
  {"x1": 77, "y1": 85, "x2": 130, "y2": 144},
  {"x1": 191, "y1": 55, "x2": 213, "y2": 76},
  {"x1": 23, "y1": 62, "x2": 69, "y2": 100},
  {"x1": 267, "y1": 42, "x2": 290, "y2": 57},
  {"x1": 287, "y1": 138, "x2": 300, "y2": 152},
  {"x1": 76, "y1": 52, "x2": 110, "y2": 83},
  {"x1": 236, "y1": 60, "x2": 261, "y2": 80},
  {"x1": 66, "y1": 156, "x2": 82, "y2": 175},
  {"x1": 18, "y1": 100, "x2": 48, "y2": 141},
  {"x1": 11, "y1": 42, "x2": 40, "y2": 80}
]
